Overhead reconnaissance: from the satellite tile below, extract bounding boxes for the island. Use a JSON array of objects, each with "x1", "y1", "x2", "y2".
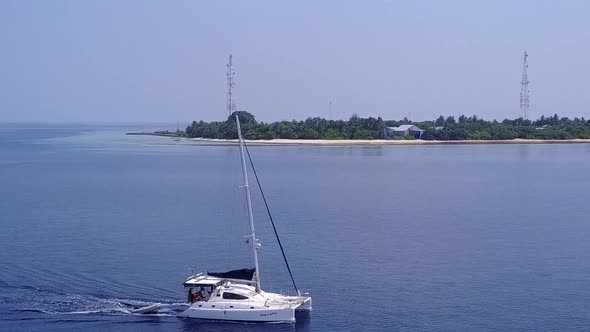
[{"x1": 127, "y1": 111, "x2": 590, "y2": 145}]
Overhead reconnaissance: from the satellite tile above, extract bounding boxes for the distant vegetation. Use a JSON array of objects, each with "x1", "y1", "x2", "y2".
[{"x1": 183, "y1": 111, "x2": 590, "y2": 140}]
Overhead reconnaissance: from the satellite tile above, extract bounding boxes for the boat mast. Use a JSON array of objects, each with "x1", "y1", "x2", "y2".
[{"x1": 235, "y1": 115, "x2": 262, "y2": 292}]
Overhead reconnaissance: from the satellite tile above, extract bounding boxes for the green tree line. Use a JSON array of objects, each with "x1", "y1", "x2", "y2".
[{"x1": 184, "y1": 112, "x2": 590, "y2": 140}]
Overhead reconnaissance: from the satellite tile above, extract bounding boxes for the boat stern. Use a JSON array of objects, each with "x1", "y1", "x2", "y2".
[{"x1": 295, "y1": 296, "x2": 312, "y2": 311}]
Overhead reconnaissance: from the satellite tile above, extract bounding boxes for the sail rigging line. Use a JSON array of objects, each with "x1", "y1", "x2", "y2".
[{"x1": 243, "y1": 141, "x2": 300, "y2": 294}]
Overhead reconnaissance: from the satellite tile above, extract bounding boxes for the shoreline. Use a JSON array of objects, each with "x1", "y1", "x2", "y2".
[
  {"x1": 190, "y1": 137, "x2": 590, "y2": 146},
  {"x1": 126, "y1": 133, "x2": 590, "y2": 146}
]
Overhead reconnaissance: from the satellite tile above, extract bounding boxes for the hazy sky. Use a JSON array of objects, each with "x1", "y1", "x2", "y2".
[{"x1": 1, "y1": 0, "x2": 589, "y2": 123}]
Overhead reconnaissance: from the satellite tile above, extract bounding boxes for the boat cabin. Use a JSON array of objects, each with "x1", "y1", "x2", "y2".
[
  {"x1": 183, "y1": 271, "x2": 259, "y2": 304},
  {"x1": 183, "y1": 275, "x2": 223, "y2": 303}
]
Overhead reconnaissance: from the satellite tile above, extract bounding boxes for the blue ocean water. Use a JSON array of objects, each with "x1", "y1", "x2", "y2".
[{"x1": 1, "y1": 124, "x2": 590, "y2": 331}]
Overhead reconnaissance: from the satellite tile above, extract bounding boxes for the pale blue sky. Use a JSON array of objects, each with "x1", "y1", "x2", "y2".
[{"x1": 1, "y1": 0, "x2": 589, "y2": 123}]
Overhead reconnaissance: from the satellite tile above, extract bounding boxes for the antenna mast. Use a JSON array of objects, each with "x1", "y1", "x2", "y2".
[
  {"x1": 226, "y1": 54, "x2": 236, "y2": 117},
  {"x1": 520, "y1": 51, "x2": 530, "y2": 120}
]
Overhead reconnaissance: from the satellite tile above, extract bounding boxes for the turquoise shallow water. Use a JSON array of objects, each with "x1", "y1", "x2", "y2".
[{"x1": 1, "y1": 124, "x2": 590, "y2": 331}]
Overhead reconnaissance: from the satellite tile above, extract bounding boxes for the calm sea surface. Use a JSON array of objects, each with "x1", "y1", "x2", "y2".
[{"x1": 1, "y1": 124, "x2": 590, "y2": 331}]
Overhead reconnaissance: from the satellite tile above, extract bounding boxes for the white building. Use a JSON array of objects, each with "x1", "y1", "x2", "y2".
[{"x1": 383, "y1": 125, "x2": 425, "y2": 139}]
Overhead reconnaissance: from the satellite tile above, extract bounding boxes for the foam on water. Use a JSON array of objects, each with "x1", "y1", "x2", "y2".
[{"x1": 3, "y1": 286, "x2": 187, "y2": 318}]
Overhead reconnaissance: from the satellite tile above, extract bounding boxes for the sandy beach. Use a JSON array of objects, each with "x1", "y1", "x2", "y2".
[{"x1": 189, "y1": 137, "x2": 590, "y2": 146}]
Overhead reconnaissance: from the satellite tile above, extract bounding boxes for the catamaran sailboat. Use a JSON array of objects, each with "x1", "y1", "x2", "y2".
[{"x1": 179, "y1": 115, "x2": 312, "y2": 323}]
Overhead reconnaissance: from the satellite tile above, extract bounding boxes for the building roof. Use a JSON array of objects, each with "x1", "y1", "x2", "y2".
[{"x1": 387, "y1": 125, "x2": 424, "y2": 132}]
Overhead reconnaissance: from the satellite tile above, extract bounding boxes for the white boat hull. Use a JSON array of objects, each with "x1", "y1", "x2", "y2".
[
  {"x1": 295, "y1": 297, "x2": 312, "y2": 311},
  {"x1": 180, "y1": 305, "x2": 295, "y2": 322},
  {"x1": 262, "y1": 292, "x2": 312, "y2": 311}
]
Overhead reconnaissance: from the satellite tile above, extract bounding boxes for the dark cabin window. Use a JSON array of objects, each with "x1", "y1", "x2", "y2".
[{"x1": 222, "y1": 292, "x2": 249, "y2": 300}]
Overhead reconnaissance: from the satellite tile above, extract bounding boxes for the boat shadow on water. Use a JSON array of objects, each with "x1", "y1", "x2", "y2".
[{"x1": 178, "y1": 313, "x2": 311, "y2": 332}]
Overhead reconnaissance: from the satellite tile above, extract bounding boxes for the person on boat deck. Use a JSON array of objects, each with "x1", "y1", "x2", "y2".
[
  {"x1": 199, "y1": 288, "x2": 208, "y2": 301},
  {"x1": 193, "y1": 289, "x2": 201, "y2": 302},
  {"x1": 187, "y1": 289, "x2": 194, "y2": 303}
]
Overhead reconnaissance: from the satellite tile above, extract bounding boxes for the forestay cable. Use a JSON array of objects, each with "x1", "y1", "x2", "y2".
[{"x1": 243, "y1": 142, "x2": 299, "y2": 294}]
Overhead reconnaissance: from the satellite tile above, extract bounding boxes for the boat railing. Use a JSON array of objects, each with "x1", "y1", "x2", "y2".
[{"x1": 299, "y1": 288, "x2": 311, "y2": 296}]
